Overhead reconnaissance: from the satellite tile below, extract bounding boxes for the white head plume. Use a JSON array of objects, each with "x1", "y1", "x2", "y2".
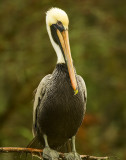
[{"x1": 46, "y1": 8, "x2": 69, "y2": 63}]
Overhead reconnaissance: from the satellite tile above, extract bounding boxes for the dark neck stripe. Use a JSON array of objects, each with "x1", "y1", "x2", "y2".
[{"x1": 50, "y1": 24, "x2": 66, "y2": 63}]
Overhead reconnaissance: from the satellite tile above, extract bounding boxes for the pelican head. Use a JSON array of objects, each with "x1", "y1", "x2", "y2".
[{"x1": 46, "y1": 7, "x2": 78, "y2": 94}]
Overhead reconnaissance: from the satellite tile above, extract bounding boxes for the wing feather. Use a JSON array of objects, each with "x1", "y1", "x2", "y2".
[
  {"x1": 33, "y1": 74, "x2": 52, "y2": 136},
  {"x1": 77, "y1": 75, "x2": 87, "y2": 102}
]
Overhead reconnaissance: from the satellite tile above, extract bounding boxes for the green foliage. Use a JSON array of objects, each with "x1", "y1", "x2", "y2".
[{"x1": 0, "y1": 0, "x2": 125, "y2": 159}]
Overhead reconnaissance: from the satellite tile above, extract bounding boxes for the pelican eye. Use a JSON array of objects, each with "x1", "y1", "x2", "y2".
[
  {"x1": 57, "y1": 21, "x2": 63, "y2": 26},
  {"x1": 56, "y1": 21, "x2": 64, "y2": 32}
]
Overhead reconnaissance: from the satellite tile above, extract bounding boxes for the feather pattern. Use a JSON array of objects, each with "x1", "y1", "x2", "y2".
[{"x1": 31, "y1": 63, "x2": 87, "y2": 149}]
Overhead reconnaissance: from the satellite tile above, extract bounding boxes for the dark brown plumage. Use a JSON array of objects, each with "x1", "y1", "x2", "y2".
[{"x1": 33, "y1": 64, "x2": 86, "y2": 149}]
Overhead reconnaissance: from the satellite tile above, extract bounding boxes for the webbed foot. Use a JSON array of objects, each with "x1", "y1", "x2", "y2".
[
  {"x1": 43, "y1": 147, "x2": 59, "y2": 160},
  {"x1": 64, "y1": 152, "x2": 81, "y2": 160}
]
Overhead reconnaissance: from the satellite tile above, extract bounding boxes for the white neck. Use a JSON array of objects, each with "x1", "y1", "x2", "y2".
[{"x1": 46, "y1": 25, "x2": 65, "y2": 64}]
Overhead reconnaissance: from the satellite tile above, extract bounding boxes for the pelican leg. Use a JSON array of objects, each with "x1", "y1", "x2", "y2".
[
  {"x1": 64, "y1": 136, "x2": 81, "y2": 160},
  {"x1": 43, "y1": 134, "x2": 59, "y2": 160}
]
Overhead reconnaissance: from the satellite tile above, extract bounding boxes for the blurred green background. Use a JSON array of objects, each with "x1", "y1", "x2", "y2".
[{"x1": 0, "y1": 0, "x2": 126, "y2": 160}]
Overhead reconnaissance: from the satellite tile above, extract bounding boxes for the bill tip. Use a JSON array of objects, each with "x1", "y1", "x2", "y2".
[{"x1": 74, "y1": 89, "x2": 78, "y2": 95}]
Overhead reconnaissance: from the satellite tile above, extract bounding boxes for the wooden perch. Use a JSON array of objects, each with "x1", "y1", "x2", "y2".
[{"x1": 0, "y1": 147, "x2": 110, "y2": 160}]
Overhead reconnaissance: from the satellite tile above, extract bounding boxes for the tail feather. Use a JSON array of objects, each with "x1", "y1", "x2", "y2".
[
  {"x1": 27, "y1": 136, "x2": 43, "y2": 159},
  {"x1": 27, "y1": 136, "x2": 43, "y2": 149},
  {"x1": 57, "y1": 140, "x2": 72, "y2": 153}
]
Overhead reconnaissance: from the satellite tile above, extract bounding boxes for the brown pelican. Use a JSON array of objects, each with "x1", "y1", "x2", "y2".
[{"x1": 28, "y1": 7, "x2": 87, "y2": 160}]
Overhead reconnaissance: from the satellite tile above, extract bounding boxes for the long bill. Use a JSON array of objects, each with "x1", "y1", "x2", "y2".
[{"x1": 57, "y1": 29, "x2": 78, "y2": 95}]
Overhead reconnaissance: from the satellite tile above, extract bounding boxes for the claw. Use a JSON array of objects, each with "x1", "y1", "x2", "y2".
[
  {"x1": 43, "y1": 147, "x2": 59, "y2": 160},
  {"x1": 64, "y1": 152, "x2": 81, "y2": 160}
]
